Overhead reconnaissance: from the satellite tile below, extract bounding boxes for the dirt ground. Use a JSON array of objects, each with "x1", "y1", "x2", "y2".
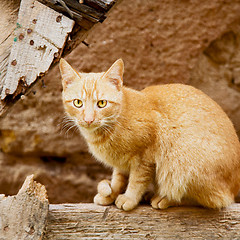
[{"x1": 0, "y1": 0, "x2": 240, "y2": 203}]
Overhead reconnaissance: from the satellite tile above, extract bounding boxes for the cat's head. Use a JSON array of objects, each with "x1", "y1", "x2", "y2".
[{"x1": 59, "y1": 59, "x2": 124, "y2": 132}]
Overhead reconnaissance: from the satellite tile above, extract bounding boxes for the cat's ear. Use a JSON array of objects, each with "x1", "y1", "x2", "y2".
[
  {"x1": 59, "y1": 58, "x2": 80, "y2": 90},
  {"x1": 103, "y1": 59, "x2": 124, "y2": 90}
]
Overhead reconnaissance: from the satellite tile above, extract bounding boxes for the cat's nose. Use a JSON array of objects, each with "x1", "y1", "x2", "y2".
[
  {"x1": 84, "y1": 112, "x2": 94, "y2": 126},
  {"x1": 85, "y1": 120, "x2": 93, "y2": 125},
  {"x1": 84, "y1": 118, "x2": 94, "y2": 125}
]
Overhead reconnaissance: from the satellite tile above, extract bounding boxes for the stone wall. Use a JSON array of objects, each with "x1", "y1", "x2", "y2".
[{"x1": 0, "y1": 0, "x2": 240, "y2": 203}]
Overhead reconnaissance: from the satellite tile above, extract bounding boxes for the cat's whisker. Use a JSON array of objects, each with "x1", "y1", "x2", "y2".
[
  {"x1": 100, "y1": 125, "x2": 114, "y2": 141},
  {"x1": 113, "y1": 119, "x2": 124, "y2": 129},
  {"x1": 102, "y1": 122, "x2": 115, "y2": 134},
  {"x1": 103, "y1": 126, "x2": 113, "y2": 135},
  {"x1": 104, "y1": 115, "x2": 115, "y2": 120},
  {"x1": 61, "y1": 121, "x2": 75, "y2": 129},
  {"x1": 65, "y1": 124, "x2": 79, "y2": 138},
  {"x1": 59, "y1": 115, "x2": 78, "y2": 137},
  {"x1": 62, "y1": 124, "x2": 74, "y2": 133}
]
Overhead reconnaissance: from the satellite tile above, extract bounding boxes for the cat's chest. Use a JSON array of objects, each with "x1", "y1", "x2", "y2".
[{"x1": 88, "y1": 140, "x2": 130, "y2": 171}]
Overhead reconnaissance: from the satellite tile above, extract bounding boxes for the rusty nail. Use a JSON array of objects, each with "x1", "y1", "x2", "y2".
[
  {"x1": 19, "y1": 33, "x2": 24, "y2": 40},
  {"x1": 11, "y1": 59, "x2": 17, "y2": 66},
  {"x1": 54, "y1": 52, "x2": 59, "y2": 58},
  {"x1": 27, "y1": 28, "x2": 32, "y2": 34},
  {"x1": 56, "y1": 15, "x2": 62, "y2": 22},
  {"x1": 32, "y1": 19, "x2": 37, "y2": 24},
  {"x1": 5, "y1": 89, "x2": 10, "y2": 95}
]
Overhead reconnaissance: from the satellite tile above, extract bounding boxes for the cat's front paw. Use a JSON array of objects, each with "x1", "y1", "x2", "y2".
[
  {"x1": 94, "y1": 179, "x2": 115, "y2": 206},
  {"x1": 97, "y1": 179, "x2": 112, "y2": 197},
  {"x1": 94, "y1": 193, "x2": 114, "y2": 206},
  {"x1": 115, "y1": 194, "x2": 138, "y2": 211}
]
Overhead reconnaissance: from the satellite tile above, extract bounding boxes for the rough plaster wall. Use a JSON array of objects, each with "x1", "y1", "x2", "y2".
[
  {"x1": 191, "y1": 30, "x2": 240, "y2": 132},
  {"x1": 0, "y1": 0, "x2": 240, "y2": 203}
]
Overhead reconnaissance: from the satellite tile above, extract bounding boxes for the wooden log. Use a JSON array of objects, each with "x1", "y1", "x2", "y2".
[
  {"x1": 1, "y1": 176, "x2": 240, "y2": 239},
  {"x1": 0, "y1": 175, "x2": 49, "y2": 240},
  {"x1": 44, "y1": 203, "x2": 240, "y2": 239}
]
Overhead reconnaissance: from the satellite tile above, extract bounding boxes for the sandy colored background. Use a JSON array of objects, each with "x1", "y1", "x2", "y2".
[{"x1": 0, "y1": 0, "x2": 240, "y2": 203}]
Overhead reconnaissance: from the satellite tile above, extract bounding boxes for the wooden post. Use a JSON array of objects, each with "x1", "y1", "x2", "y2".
[{"x1": 0, "y1": 175, "x2": 49, "y2": 240}]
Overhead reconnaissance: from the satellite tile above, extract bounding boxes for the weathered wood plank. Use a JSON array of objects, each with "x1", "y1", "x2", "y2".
[
  {"x1": 84, "y1": 0, "x2": 117, "y2": 12},
  {"x1": 0, "y1": 0, "x2": 120, "y2": 118},
  {"x1": 0, "y1": 0, "x2": 20, "y2": 95},
  {"x1": 64, "y1": 0, "x2": 106, "y2": 22},
  {"x1": 44, "y1": 203, "x2": 240, "y2": 239},
  {"x1": 0, "y1": 0, "x2": 74, "y2": 100},
  {"x1": 61, "y1": 0, "x2": 122, "y2": 56},
  {"x1": 37, "y1": 0, "x2": 84, "y2": 24},
  {"x1": 37, "y1": 1, "x2": 95, "y2": 30},
  {"x1": 37, "y1": 0, "x2": 107, "y2": 27},
  {"x1": 0, "y1": 175, "x2": 49, "y2": 240}
]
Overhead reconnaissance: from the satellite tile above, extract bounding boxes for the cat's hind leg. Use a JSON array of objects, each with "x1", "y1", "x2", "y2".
[
  {"x1": 151, "y1": 195, "x2": 201, "y2": 209},
  {"x1": 190, "y1": 188, "x2": 234, "y2": 209},
  {"x1": 151, "y1": 196, "x2": 179, "y2": 209}
]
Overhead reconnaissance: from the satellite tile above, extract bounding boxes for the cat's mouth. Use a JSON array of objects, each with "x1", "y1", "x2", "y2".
[
  {"x1": 78, "y1": 121, "x2": 101, "y2": 131},
  {"x1": 77, "y1": 118, "x2": 114, "y2": 133}
]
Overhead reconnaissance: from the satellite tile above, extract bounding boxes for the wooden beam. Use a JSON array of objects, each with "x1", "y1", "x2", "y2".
[
  {"x1": 0, "y1": 0, "x2": 119, "y2": 119},
  {"x1": 84, "y1": 0, "x2": 116, "y2": 12},
  {"x1": 44, "y1": 203, "x2": 240, "y2": 239},
  {"x1": 37, "y1": 0, "x2": 108, "y2": 27},
  {"x1": 0, "y1": 1, "x2": 20, "y2": 116},
  {"x1": 63, "y1": 0, "x2": 106, "y2": 22},
  {"x1": 0, "y1": 0, "x2": 74, "y2": 101}
]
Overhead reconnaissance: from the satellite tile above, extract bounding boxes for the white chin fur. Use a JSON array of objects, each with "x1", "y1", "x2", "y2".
[{"x1": 78, "y1": 123, "x2": 100, "y2": 132}]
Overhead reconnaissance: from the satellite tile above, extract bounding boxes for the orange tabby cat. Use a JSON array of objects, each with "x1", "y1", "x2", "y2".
[{"x1": 60, "y1": 58, "x2": 240, "y2": 211}]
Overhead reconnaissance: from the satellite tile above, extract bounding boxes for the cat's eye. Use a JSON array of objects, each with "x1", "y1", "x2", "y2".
[
  {"x1": 73, "y1": 99, "x2": 83, "y2": 108},
  {"x1": 97, "y1": 100, "x2": 107, "y2": 108}
]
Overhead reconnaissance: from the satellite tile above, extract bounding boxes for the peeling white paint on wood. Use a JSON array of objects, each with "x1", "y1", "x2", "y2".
[{"x1": 0, "y1": 0, "x2": 74, "y2": 99}]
